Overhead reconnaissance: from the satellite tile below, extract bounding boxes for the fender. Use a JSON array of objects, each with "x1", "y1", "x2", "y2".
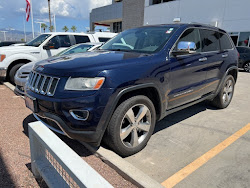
[
  {"x1": 215, "y1": 66, "x2": 238, "y2": 96},
  {"x1": 96, "y1": 83, "x2": 165, "y2": 145},
  {"x1": 2, "y1": 53, "x2": 37, "y2": 68}
]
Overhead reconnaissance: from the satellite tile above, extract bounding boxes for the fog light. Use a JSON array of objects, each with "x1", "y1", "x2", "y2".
[{"x1": 69, "y1": 110, "x2": 89, "y2": 121}]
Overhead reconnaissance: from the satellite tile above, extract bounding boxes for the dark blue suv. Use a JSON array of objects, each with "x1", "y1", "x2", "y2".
[{"x1": 25, "y1": 24, "x2": 238, "y2": 156}]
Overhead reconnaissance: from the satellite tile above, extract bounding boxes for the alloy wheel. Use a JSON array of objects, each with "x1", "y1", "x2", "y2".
[
  {"x1": 120, "y1": 104, "x2": 151, "y2": 148},
  {"x1": 222, "y1": 79, "x2": 233, "y2": 104},
  {"x1": 244, "y1": 62, "x2": 250, "y2": 72}
]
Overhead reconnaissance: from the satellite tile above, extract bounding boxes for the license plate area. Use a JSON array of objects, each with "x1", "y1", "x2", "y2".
[{"x1": 25, "y1": 95, "x2": 38, "y2": 113}]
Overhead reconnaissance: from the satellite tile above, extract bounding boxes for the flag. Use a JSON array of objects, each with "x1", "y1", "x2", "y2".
[{"x1": 26, "y1": 0, "x2": 31, "y2": 22}]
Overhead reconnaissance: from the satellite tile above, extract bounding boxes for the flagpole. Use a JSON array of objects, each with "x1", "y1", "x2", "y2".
[
  {"x1": 30, "y1": 0, "x2": 35, "y2": 38},
  {"x1": 23, "y1": 16, "x2": 27, "y2": 42},
  {"x1": 54, "y1": 14, "x2": 56, "y2": 32}
]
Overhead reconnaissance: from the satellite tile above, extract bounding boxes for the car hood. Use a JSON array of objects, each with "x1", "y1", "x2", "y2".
[
  {"x1": 34, "y1": 51, "x2": 153, "y2": 77},
  {"x1": 0, "y1": 45, "x2": 39, "y2": 54}
]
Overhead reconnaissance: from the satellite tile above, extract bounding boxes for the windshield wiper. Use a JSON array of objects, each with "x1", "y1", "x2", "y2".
[{"x1": 106, "y1": 49, "x2": 132, "y2": 52}]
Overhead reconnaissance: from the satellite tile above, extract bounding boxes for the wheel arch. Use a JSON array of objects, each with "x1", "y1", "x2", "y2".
[{"x1": 7, "y1": 59, "x2": 32, "y2": 80}]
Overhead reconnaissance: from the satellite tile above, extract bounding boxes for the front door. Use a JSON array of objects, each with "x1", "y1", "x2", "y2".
[{"x1": 167, "y1": 28, "x2": 207, "y2": 109}]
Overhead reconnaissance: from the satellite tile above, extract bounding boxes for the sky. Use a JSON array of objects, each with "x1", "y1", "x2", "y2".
[{"x1": 0, "y1": 0, "x2": 112, "y2": 33}]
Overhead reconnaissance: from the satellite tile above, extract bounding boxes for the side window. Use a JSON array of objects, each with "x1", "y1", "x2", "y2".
[
  {"x1": 47, "y1": 36, "x2": 60, "y2": 49},
  {"x1": 175, "y1": 28, "x2": 201, "y2": 52},
  {"x1": 75, "y1": 36, "x2": 90, "y2": 44},
  {"x1": 58, "y1": 35, "x2": 71, "y2": 47},
  {"x1": 98, "y1": 37, "x2": 111, "y2": 42},
  {"x1": 200, "y1": 29, "x2": 220, "y2": 52},
  {"x1": 219, "y1": 33, "x2": 233, "y2": 50}
]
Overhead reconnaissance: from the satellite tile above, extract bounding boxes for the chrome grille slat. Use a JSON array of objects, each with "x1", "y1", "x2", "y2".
[{"x1": 27, "y1": 71, "x2": 59, "y2": 96}]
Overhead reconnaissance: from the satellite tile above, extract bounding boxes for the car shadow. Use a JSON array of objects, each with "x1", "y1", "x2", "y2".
[
  {"x1": 0, "y1": 153, "x2": 16, "y2": 187},
  {"x1": 153, "y1": 101, "x2": 217, "y2": 134}
]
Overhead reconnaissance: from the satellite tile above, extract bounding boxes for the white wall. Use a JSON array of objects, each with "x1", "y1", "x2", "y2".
[{"x1": 144, "y1": 0, "x2": 250, "y2": 32}]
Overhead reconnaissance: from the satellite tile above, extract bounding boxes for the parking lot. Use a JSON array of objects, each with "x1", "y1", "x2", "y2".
[{"x1": 124, "y1": 71, "x2": 250, "y2": 187}]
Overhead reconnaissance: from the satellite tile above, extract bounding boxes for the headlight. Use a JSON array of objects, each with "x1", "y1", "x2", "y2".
[
  {"x1": 65, "y1": 77, "x2": 105, "y2": 91},
  {"x1": 0, "y1": 54, "x2": 6, "y2": 62}
]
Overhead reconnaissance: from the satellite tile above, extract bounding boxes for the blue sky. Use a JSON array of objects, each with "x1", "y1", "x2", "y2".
[{"x1": 0, "y1": 0, "x2": 111, "y2": 33}]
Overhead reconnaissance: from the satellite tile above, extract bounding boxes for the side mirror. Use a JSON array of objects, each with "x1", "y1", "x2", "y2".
[
  {"x1": 172, "y1": 41, "x2": 197, "y2": 56},
  {"x1": 43, "y1": 45, "x2": 57, "y2": 50}
]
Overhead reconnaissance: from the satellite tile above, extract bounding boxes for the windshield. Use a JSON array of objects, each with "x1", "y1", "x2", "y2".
[
  {"x1": 101, "y1": 26, "x2": 177, "y2": 53},
  {"x1": 26, "y1": 34, "x2": 51, "y2": 47},
  {"x1": 55, "y1": 44, "x2": 94, "y2": 57}
]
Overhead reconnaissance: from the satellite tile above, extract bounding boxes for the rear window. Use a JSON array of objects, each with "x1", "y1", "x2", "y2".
[
  {"x1": 219, "y1": 33, "x2": 233, "y2": 50},
  {"x1": 98, "y1": 37, "x2": 111, "y2": 42},
  {"x1": 200, "y1": 29, "x2": 220, "y2": 52},
  {"x1": 74, "y1": 35, "x2": 90, "y2": 44}
]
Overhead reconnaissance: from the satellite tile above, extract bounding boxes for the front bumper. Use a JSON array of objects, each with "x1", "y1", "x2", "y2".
[
  {"x1": 26, "y1": 88, "x2": 115, "y2": 146},
  {"x1": 0, "y1": 67, "x2": 7, "y2": 80}
]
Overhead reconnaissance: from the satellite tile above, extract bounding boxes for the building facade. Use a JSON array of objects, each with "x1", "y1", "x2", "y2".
[{"x1": 90, "y1": 0, "x2": 250, "y2": 47}]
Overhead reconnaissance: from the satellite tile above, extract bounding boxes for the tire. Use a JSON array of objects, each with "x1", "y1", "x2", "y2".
[
  {"x1": 104, "y1": 95, "x2": 156, "y2": 157},
  {"x1": 8, "y1": 63, "x2": 25, "y2": 84},
  {"x1": 211, "y1": 75, "x2": 235, "y2": 109},
  {"x1": 243, "y1": 62, "x2": 250, "y2": 72}
]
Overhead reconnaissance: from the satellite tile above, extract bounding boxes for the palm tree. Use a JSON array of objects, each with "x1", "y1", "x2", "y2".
[
  {"x1": 48, "y1": 0, "x2": 52, "y2": 29},
  {"x1": 49, "y1": 25, "x2": 54, "y2": 32},
  {"x1": 62, "y1": 26, "x2": 69, "y2": 32},
  {"x1": 41, "y1": 23, "x2": 48, "y2": 33},
  {"x1": 71, "y1": 26, "x2": 77, "y2": 32}
]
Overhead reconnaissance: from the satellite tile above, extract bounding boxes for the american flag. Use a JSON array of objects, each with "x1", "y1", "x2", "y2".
[{"x1": 26, "y1": 0, "x2": 31, "y2": 22}]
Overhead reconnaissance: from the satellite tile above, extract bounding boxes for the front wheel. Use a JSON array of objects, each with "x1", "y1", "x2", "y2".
[
  {"x1": 8, "y1": 63, "x2": 25, "y2": 84},
  {"x1": 104, "y1": 95, "x2": 156, "y2": 157},
  {"x1": 210, "y1": 75, "x2": 235, "y2": 109}
]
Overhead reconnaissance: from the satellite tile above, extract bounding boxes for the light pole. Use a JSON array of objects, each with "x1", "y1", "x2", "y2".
[
  {"x1": 35, "y1": 21, "x2": 46, "y2": 34},
  {"x1": 0, "y1": 31, "x2": 8, "y2": 41}
]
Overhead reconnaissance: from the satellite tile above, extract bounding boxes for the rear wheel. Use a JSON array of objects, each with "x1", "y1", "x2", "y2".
[
  {"x1": 211, "y1": 75, "x2": 235, "y2": 109},
  {"x1": 243, "y1": 62, "x2": 250, "y2": 72},
  {"x1": 8, "y1": 63, "x2": 25, "y2": 84},
  {"x1": 105, "y1": 95, "x2": 156, "y2": 157}
]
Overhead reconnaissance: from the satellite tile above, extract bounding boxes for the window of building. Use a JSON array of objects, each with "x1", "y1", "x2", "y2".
[
  {"x1": 150, "y1": 0, "x2": 175, "y2": 5},
  {"x1": 200, "y1": 29, "x2": 220, "y2": 52},
  {"x1": 113, "y1": 22, "x2": 122, "y2": 33},
  {"x1": 219, "y1": 33, "x2": 233, "y2": 50},
  {"x1": 238, "y1": 32, "x2": 250, "y2": 47},
  {"x1": 74, "y1": 35, "x2": 90, "y2": 44},
  {"x1": 175, "y1": 28, "x2": 201, "y2": 52}
]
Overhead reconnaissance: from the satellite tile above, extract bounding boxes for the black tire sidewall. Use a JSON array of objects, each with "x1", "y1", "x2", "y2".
[
  {"x1": 9, "y1": 63, "x2": 25, "y2": 84},
  {"x1": 108, "y1": 95, "x2": 156, "y2": 156},
  {"x1": 218, "y1": 75, "x2": 235, "y2": 108}
]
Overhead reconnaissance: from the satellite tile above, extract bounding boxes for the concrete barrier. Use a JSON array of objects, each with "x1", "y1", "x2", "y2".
[{"x1": 29, "y1": 121, "x2": 113, "y2": 188}]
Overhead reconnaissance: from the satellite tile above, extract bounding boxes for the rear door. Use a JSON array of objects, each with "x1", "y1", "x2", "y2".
[
  {"x1": 168, "y1": 28, "x2": 207, "y2": 109},
  {"x1": 199, "y1": 29, "x2": 222, "y2": 94}
]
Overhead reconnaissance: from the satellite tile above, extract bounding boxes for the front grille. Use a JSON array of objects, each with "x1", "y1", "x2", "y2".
[{"x1": 27, "y1": 71, "x2": 59, "y2": 96}]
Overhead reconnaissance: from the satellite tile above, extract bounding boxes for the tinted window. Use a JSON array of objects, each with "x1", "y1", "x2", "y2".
[
  {"x1": 58, "y1": 35, "x2": 71, "y2": 47},
  {"x1": 26, "y1": 34, "x2": 51, "y2": 47},
  {"x1": 47, "y1": 36, "x2": 60, "y2": 49},
  {"x1": 175, "y1": 28, "x2": 201, "y2": 52},
  {"x1": 98, "y1": 37, "x2": 111, "y2": 42},
  {"x1": 75, "y1": 36, "x2": 90, "y2": 44},
  {"x1": 200, "y1": 29, "x2": 220, "y2": 52},
  {"x1": 236, "y1": 47, "x2": 246, "y2": 53},
  {"x1": 219, "y1": 33, "x2": 233, "y2": 50}
]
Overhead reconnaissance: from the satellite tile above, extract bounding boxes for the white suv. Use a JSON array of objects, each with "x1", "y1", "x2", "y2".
[{"x1": 0, "y1": 32, "x2": 116, "y2": 83}]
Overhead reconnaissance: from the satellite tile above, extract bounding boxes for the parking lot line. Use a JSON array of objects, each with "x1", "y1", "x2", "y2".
[{"x1": 161, "y1": 123, "x2": 250, "y2": 188}]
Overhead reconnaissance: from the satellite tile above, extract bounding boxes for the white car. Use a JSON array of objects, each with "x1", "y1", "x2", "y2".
[
  {"x1": 0, "y1": 32, "x2": 116, "y2": 83},
  {"x1": 14, "y1": 42, "x2": 104, "y2": 96}
]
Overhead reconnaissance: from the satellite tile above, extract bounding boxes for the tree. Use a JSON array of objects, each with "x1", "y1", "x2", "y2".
[
  {"x1": 48, "y1": 0, "x2": 52, "y2": 29},
  {"x1": 49, "y1": 25, "x2": 54, "y2": 32},
  {"x1": 71, "y1": 26, "x2": 77, "y2": 32},
  {"x1": 41, "y1": 23, "x2": 48, "y2": 32},
  {"x1": 62, "y1": 26, "x2": 69, "y2": 32}
]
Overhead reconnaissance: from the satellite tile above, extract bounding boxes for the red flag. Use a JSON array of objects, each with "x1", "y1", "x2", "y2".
[{"x1": 26, "y1": 0, "x2": 31, "y2": 22}]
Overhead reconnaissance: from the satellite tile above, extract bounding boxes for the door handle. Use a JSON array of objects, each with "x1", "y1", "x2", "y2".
[
  {"x1": 199, "y1": 57, "x2": 207, "y2": 62},
  {"x1": 222, "y1": 54, "x2": 228, "y2": 58}
]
